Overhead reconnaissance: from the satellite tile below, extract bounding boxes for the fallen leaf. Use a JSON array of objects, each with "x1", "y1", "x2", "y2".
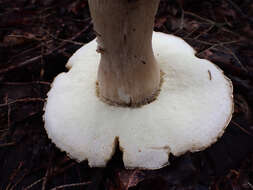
[{"x1": 115, "y1": 169, "x2": 146, "y2": 190}]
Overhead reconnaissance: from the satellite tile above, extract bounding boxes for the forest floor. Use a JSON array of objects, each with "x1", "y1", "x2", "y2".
[{"x1": 0, "y1": 0, "x2": 253, "y2": 189}]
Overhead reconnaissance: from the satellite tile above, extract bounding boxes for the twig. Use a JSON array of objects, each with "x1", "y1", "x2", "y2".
[
  {"x1": 217, "y1": 40, "x2": 241, "y2": 46},
  {"x1": 3, "y1": 94, "x2": 11, "y2": 129},
  {"x1": 184, "y1": 27, "x2": 199, "y2": 38},
  {"x1": 184, "y1": 11, "x2": 215, "y2": 24},
  {"x1": 172, "y1": 27, "x2": 182, "y2": 35},
  {"x1": 6, "y1": 162, "x2": 24, "y2": 190},
  {"x1": 7, "y1": 103, "x2": 11, "y2": 128},
  {"x1": 23, "y1": 177, "x2": 44, "y2": 190},
  {"x1": 50, "y1": 181, "x2": 91, "y2": 190},
  {"x1": 185, "y1": 37, "x2": 240, "y2": 46},
  {"x1": 220, "y1": 27, "x2": 241, "y2": 37},
  {"x1": 221, "y1": 45, "x2": 248, "y2": 72},
  {"x1": 41, "y1": 28, "x2": 85, "y2": 46},
  {"x1": 42, "y1": 169, "x2": 50, "y2": 190},
  {"x1": 194, "y1": 24, "x2": 215, "y2": 40},
  {"x1": 226, "y1": 0, "x2": 243, "y2": 14},
  {"x1": 6, "y1": 44, "x2": 42, "y2": 65},
  {"x1": 0, "y1": 81, "x2": 50, "y2": 86},
  {"x1": 7, "y1": 34, "x2": 41, "y2": 41},
  {"x1": 0, "y1": 23, "x2": 91, "y2": 74},
  {"x1": 191, "y1": 38, "x2": 241, "y2": 58},
  {"x1": 231, "y1": 121, "x2": 253, "y2": 137},
  {"x1": 184, "y1": 37, "x2": 214, "y2": 45},
  {"x1": 9, "y1": 171, "x2": 28, "y2": 190},
  {"x1": 197, "y1": 44, "x2": 219, "y2": 56},
  {"x1": 0, "y1": 142, "x2": 15, "y2": 148},
  {"x1": 23, "y1": 160, "x2": 77, "y2": 190},
  {"x1": 179, "y1": 9, "x2": 185, "y2": 30},
  {"x1": 0, "y1": 98, "x2": 45, "y2": 108},
  {"x1": 0, "y1": 55, "x2": 42, "y2": 74},
  {"x1": 40, "y1": 12, "x2": 46, "y2": 80},
  {"x1": 53, "y1": 162, "x2": 76, "y2": 176},
  {"x1": 225, "y1": 0, "x2": 253, "y2": 22}
]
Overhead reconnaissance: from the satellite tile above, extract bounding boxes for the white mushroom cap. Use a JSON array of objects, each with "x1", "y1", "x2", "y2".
[{"x1": 44, "y1": 32, "x2": 233, "y2": 169}]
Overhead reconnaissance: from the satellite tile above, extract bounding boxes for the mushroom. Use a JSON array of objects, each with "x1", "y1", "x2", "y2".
[{"x1": 44, "y1": 0, "x2": 233, "y2": 169}]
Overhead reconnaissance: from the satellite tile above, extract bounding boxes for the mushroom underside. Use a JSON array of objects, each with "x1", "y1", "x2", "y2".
[{"x1": 44, "y1": 32, "x2": 233, "y2": 170}]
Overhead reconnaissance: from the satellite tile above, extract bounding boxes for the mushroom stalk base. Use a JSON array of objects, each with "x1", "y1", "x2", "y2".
[
  {"x1": 89, "y1": 0, "x2": 161, "y2": 106},
  {"x1": 96, "y1": 72, "x2": 164, "y2": 107}
]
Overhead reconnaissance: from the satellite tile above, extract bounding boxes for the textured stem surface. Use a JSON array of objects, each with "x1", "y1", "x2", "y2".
[{"x1": 89, "y1": 0, "x2": 161, "y2": 106}]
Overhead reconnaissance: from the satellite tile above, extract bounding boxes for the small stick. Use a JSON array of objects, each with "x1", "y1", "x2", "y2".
[
  {"x1": 221, "y1": 46, "x2": 248, "y2": 73},
  {"x1": 7, "y1": 104, "x2": 11, "y2": 128},
  {"x1": 184, "y1": 11, "x2": 215, "y2": 24},
  {"x1": 0, "y1": 81, "x2": 50, "y2": 86},
  {"x1": 23, "y1": 178, "x2": 44, "y2": 190},
  {"x1": 0, "y1": 98, "x2": 45, "y2": 108},
  {"x1": 231, "y1": 121, "x2": 253, "y2": 137},
  {"x1": 225, "y1": 0, "x2": 253, "y2": 22},
  {"x1": 0, "y1": 24, "x2": 91, "y2": 74},
  {"x1": 42, "y1": 169, "x2": 50, "y2": 190},
  {"x1": 50, "y1": 181, "x2": 91, "y2": 190},
  {"x1": 0, "y1": 142, "x2": 15, "y2": 148}
]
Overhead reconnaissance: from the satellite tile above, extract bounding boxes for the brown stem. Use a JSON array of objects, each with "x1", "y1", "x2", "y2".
[{"x1": 89, "y1": 0, "x2": 161, "y2": 106}]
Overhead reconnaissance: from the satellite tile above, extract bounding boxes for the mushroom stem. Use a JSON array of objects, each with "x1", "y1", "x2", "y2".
[{"x1": 89, "y1": 0, "x2": 161, "y2": 106}]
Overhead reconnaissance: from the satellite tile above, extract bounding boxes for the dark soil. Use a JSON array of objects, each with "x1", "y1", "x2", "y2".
[{"x1": 0, "y1": 0, "x2": 253, "y2": 189}]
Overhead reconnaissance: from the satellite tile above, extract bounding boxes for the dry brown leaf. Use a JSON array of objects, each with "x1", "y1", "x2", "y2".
[{"x1": 115, "y1": 170, "x2": 146, "y2": 190}]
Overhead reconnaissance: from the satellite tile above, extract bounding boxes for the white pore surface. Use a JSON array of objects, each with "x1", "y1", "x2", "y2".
[{"x1": 44, "y1": 32, "x2": 233, "y2": 169}]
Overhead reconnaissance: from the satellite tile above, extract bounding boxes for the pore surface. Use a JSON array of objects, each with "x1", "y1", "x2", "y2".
[{"x1": 44, "y1": 32, "x2": 233, "y2": 169}]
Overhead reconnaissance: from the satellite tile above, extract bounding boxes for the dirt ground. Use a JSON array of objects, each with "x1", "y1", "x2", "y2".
[{"x1": 0, "y1": 0, "x2": 253, "y2": 189}]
